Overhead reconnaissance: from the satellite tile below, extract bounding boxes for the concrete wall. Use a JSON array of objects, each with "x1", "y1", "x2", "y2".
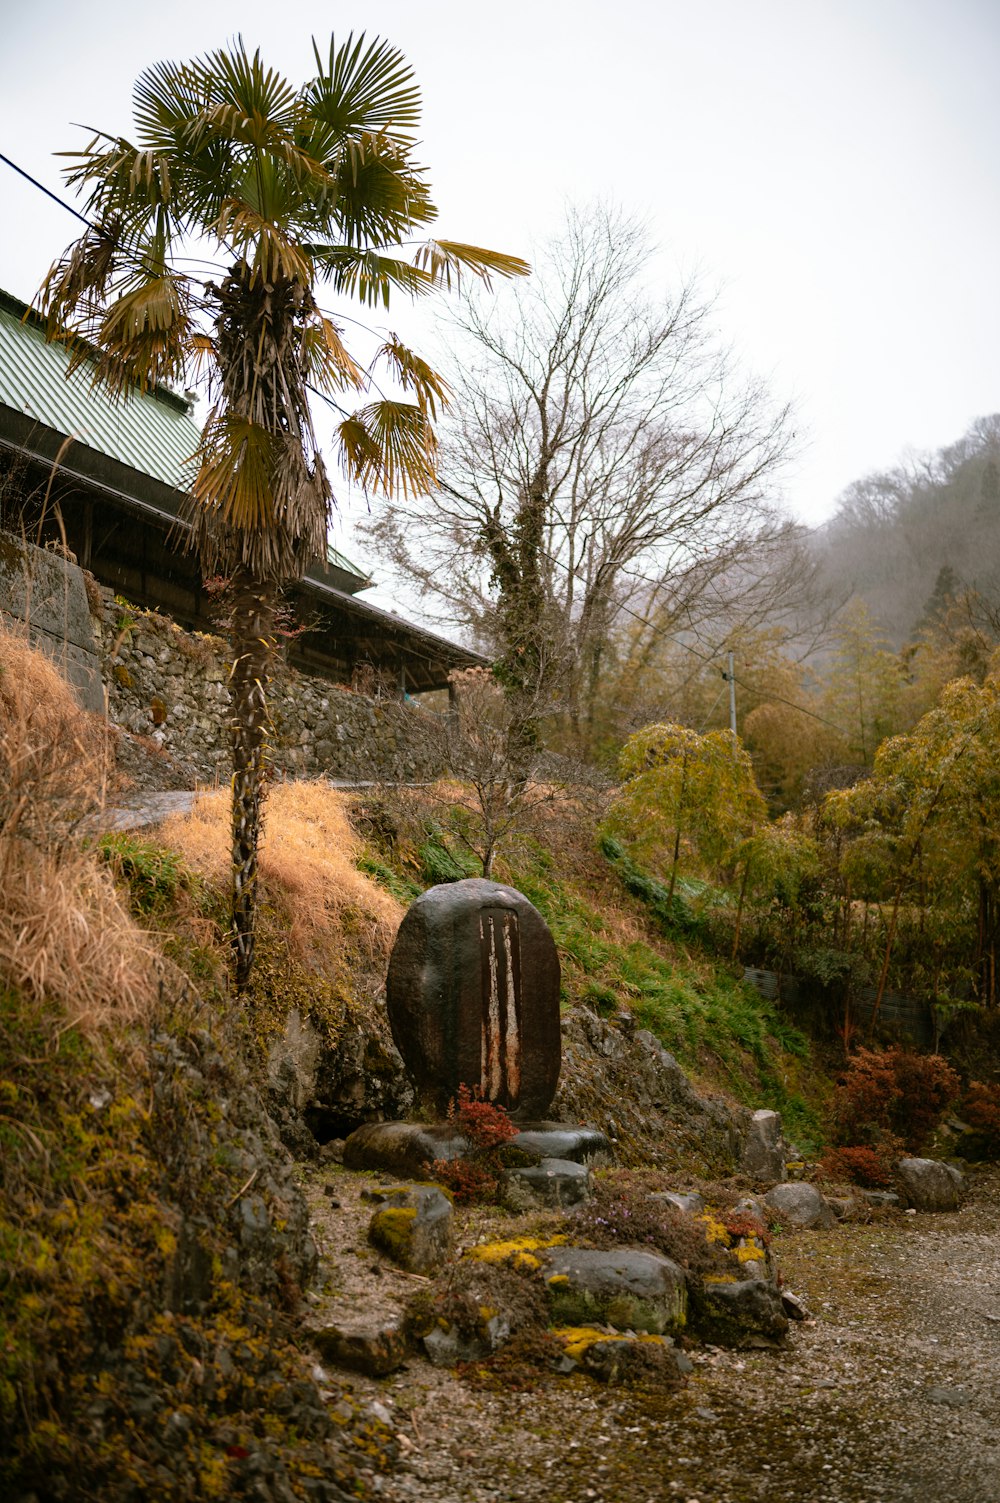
[{"x1": 0, "y1": 535, "x2": 104, "y2": 711}]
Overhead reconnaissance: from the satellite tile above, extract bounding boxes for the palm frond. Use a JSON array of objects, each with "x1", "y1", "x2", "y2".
[
  {"x1": 214, "y1": 202, "x2": 313, "y2": 284},
  {"x1": 307, "y1": 246, "x2": 435, "y2": 307},
  {"x1": 300, "y1": 316, "x2": 366, "y2": 393},
  {"x1": 333, "y1": 133, "x2": 436, "y2": 245},
  {"x1": 193, "y1": 411, "x2": 278, "y2": 534},
  {"x1": 374, "y1": 337, "x2": 450, "y2": 419},
  {"x1": 412, "y1": 239, "x2": 531, "y2": 290},
  {"x1": 338, "y1": 400, "x2": 436, "y2": 498},
  {"x1": 305, "y1": 33, "x2": 421, "y2": 142}
]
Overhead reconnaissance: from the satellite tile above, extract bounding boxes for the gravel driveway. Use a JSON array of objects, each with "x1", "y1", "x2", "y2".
[{"x1": 314, "y1": 1166, "x2": 1000, "y2": 1503}]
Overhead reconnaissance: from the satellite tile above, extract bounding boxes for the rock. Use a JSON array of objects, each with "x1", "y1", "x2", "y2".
[
  {"x1": 506, "y1": 1157, "x2": 592, "y2": 1207},
  {"x1": 861, "y1": 1189, "x2": 901, "y2": 1208},
  {"x1": 925, "y1": 1384, "x2": 973, "y2": 1408},
  {"x1": 895, "y1": 1157, "x2": 964, "y2": 1212},
  {"x1": 386, "y1": 879, "x2": 562, "y2": 1117},
  {"x1": 732, "y1": 1193, "x2": 767, "y2": 1221},
  {"x1": 764, "y1": 1181, "x2": 836, "y2": 1229},
  {"x1": 780, "y1": 1289, "x2": 810, "y2": 1320},
  {"x1": 509, "y1": 1124, "x2": 613, "y2": 1166},
  {"x1": 540, "y1": 1245, "x2": 688, "y2": 1335},
  {"x1": 650, "y1": 1190, "x2": 705, "y2": 1215},
  {"x1": 344, "y1": 1121, "x2": 468, "y2": 1178},
  {"x1": 422, "y1": 1313, "x2": 511, "y2": 1367},
  {"x1": 741, "y1": 1109, "x2": 787, "y2": 1181},
  {"x1": 554, "y1": 1328, "x2": 691, "y2": 1386},
  {"x1": 309, "y1": 1315, "x2": 410, "y2": 1377},
  {"x1": 690, "y1": 1278, "x2": 790, "y2": 1347},
  {"x1": 367, "y1": 1184, "x2": 454, "y2": 1274}
]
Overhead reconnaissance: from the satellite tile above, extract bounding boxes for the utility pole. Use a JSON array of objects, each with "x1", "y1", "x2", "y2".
[{"x1": 721, "y1": 650, "x2": 737, "y2": 753}]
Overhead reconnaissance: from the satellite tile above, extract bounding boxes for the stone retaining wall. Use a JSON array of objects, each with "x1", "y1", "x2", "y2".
[{"x1": 92, "y1": 582, "x2": 447, "y2": 786}]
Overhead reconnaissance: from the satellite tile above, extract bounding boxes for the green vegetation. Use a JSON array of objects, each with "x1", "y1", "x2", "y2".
[{"x1": 505, "y1": 842, "x2": 823, "y2": 1150}]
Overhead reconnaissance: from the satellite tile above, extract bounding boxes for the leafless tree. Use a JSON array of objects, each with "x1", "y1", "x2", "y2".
[{"x1": 362, "y1": 205, "x2": 794, "y2": 755}]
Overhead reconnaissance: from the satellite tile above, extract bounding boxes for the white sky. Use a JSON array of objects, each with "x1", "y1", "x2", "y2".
[{"x1": 1, "y1": 0, "x2": 997, "y2": 569}]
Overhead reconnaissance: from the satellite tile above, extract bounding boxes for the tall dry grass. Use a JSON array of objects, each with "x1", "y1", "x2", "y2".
[
  {"x1": 0, "y1": 629, "x2": 159, "y2": 1029},
  {"x1": 159, "y1": 781, "x2": 403, "y2": 970}
]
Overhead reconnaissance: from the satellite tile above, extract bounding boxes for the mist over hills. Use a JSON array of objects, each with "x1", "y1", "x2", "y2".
[{"x1": 809, "y1": 415, "x2": 1000, "y2": 645}]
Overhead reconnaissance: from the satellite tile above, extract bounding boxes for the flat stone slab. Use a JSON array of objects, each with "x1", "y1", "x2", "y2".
[
  {"x1": 387, "y1": 879, "x2": 561, "y2": 1116},
  {"x1": 343, "y1": 1121, "x2": 468, "y2": 1178},
  {"x1": 507, "y1": 1157, "x2": 591, "y2": 1208},
  {"x1": 510, "y1": 1124, "x2": 613, "y2": 1165},
  {"x1": 741, "y1": 1108, "x2": 787, "y2": 1182},
  {"x1": 540, "y1": 1245, "x2": 687, "y2": 1335},
  {"x1": 308, "y1": 1313, "x2": 409, "y2": 1377}
]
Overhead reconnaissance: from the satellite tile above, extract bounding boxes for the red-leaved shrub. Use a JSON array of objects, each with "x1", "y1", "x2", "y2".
[
  {"x1": 429, "y1": 1085, "x2": 518, "y2": 1204},
  {"x1": 817, "y1": 1144, "x2": 895, "y2": 1188},
  {"x1": 960, "y1": 1081, "x2": 1000, "y2": 1159},
  {"x1": 831, "y1": 1046, "x2": 959, "y2": 1155}
]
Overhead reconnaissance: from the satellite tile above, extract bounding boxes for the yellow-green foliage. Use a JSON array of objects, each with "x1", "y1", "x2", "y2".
[{"x1": 605, "y1": 722, "x2": 766, "y2": 880}]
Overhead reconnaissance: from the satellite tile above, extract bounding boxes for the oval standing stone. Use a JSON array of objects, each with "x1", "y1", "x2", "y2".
[{"x1": 386, "y1": 878, "x2": 561, "y2": 1118}]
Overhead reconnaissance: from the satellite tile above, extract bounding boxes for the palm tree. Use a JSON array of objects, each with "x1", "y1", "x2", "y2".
[{"x1": 39, "y1": 35, "x2": 528, "y2": 989}]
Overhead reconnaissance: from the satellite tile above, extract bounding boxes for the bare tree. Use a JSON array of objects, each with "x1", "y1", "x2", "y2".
[{"x1": 363, "y1": 204, "x2": 793, "y2": 756}]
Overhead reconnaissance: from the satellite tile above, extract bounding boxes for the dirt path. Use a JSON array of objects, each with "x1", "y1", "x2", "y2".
[{"x1": 304, "y1": 1166, "x2": 1000, "y2": 1503}]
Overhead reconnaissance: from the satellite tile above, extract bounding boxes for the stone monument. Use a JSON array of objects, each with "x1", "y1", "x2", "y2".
[
  {"x1": 343, "y1": 878, "x2": 610, "y2": 1190},
  {"x1": 386, "y1": 877, "x2": 561, "y2": 1118}
]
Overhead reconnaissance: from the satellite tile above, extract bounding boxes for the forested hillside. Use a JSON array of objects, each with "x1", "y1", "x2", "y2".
[{"x1": 810, "y1": 415, "x2": 1000, "y2": 646}]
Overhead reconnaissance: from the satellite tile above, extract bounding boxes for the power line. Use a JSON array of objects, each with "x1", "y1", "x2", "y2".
[
  {"x1": 0, "y1": 151, "x2": 90, "y2": 226},
  {"x1": 0, "y1": 151, "x2": 846, "y2": 738}
]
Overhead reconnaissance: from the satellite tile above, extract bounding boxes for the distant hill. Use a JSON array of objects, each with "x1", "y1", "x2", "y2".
[{"x1": 809, "y1": 415, "x2": 1000, "y2": 645}]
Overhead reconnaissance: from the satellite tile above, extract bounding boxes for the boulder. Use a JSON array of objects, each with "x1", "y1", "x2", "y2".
[
  {"x1": 367, "y1": 1183, "x2": 454, "y2": 1274},
  {"x1": 650, "y1": 1190, "x2": 705, "y2": 1215},
  {"x1": 690, "y1": 1278, "x2": 789, "y2": 1347},
  {"x1": 506, "y1": 1157, "x2": 591, "y2": 1208},
  {"x1": 764, "y1": 1181, "x2": 836, "y2": 1229},
  {"x1": 741, "y1": 1109, "x2": 787, "y2": 1181},
  {"x1": 509, "y1": 1124, "x2": 613, "y2": 1166},
  {"x1": 554, "y1": 1328, "x2": 692, "y2": 1385},
  {"x1": 344, "y1": 1121, "x2": 468, "y2": 1178},
  {"x1": 422, "y1": 1312, "x2": 511, "y2": 1367},
  {"x1": 895, "y1": 1157, "x2": 964, "y2": 1213},
  {"x1": 309, "y1": 1314, "x2": 409, "y2": 1377},
  {"x1": 540, "y1": 1245, "x2": 688, "y2": 1335}
]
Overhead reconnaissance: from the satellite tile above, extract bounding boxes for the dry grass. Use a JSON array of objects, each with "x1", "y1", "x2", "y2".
[
  {"x1": 0, "y1": 629, "x2": 160, "y2": 1030},
  {"x1": 159, "y1": 780, "x2": 404, "y2": 967}
]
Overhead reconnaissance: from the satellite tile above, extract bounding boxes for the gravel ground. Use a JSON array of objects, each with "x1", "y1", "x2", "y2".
[{"x1": 302, "y1": 1163, "x2": 1000, "y2": 1503}]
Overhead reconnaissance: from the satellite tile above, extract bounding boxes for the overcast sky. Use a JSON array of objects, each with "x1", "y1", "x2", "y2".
[{"x1": 2, "y1": 0, "x2": 997, "y2": 563}]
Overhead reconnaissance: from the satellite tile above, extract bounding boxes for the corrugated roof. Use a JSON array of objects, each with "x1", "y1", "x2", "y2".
[
  {"x1": 0, "y1": 292, "x2": 200, "y2": 491},
  {"x1": 0, "y1": 290, "x2": 371, "y2": 587}
]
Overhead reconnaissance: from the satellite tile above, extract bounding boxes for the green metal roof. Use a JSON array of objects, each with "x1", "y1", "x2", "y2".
[
  {"x1": 0, "y1": 290, "x2": 371, "y2": 589},
  {"x1": 0, "y1": 291, "x2": 200, "y2": 491}
]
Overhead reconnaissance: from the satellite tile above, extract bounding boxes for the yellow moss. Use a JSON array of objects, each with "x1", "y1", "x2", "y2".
[
  {"x1": 702, "y1": 1273, "x2": 737, "y2": 1284},
  {"x1": 467, "y1": 1234, "x2": 567, "y2": 1273},
  {"x1": 735, "y1": 1242, "x2": 765, "y2": 1264},
  {"x1": 551, "y1": 1325, "x2": 670, "y2": 1360},
  {"x1": 697, "y1": 1213, "x2": 731, "y2": 1246}
]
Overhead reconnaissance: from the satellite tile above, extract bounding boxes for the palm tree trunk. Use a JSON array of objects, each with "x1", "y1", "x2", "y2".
[{"x1": 229, "y1": 566, "x2": 278, "y2": 991}]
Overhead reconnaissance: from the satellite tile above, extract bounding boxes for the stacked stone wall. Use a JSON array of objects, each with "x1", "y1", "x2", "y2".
[{"x1": 90, "y1": 584, "x2": 446, "y2": 785}]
